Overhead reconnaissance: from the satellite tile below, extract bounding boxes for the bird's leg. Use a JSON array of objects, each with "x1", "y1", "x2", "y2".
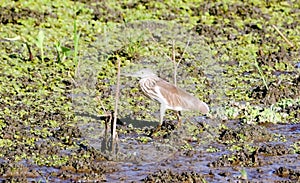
[
  {"x1": 150, "y1": 104, "x2": 166, "y2": 136},
  {"x1": 159, "y1": 105, "x2": 166, "y2": 126},
  {"x1": 176, "y1": 111, "x2": 182, "y2": 127},
  {"x1": 149, "y1": 124, "x2": 161, "y2": 137}
]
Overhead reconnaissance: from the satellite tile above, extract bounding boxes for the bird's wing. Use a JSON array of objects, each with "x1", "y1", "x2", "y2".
[{"x1": 156, "y1": 78, "x2": 199, "y2": 110}]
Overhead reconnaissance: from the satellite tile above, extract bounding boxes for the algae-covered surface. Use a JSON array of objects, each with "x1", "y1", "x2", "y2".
[{"x1": 0, "y1": 0, "x2": 299, "y2": 182}]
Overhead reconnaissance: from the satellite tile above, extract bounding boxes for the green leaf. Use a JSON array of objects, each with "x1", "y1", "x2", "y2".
[{"x1": 36, "y1": 30, "x2": 45, "y2": 49}]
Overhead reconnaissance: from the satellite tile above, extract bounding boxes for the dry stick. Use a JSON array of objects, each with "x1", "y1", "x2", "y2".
[
  {"x1": 171, "y1": 40, "x2": 178, "y2": 86},
  {"x1": 96, "y1": 96, "x2": 108, "y2": 114},
  {"x1": 68, "y1": 71, "x2": 79, "y2": 89},
  {"x1": 177, "y1": 36, "x2": 191, "y2": 67},
  {"x1": 162, "y1": 51, "x2": 173, "y2": 65},
  {"x1": 147, "y1": 30, "x2": 191, "y2": 85},
  {"x1": 272, "y1": 25, "x2": 294, "y2": 48},
  {"x1": 148, "y1": 32, "x2": 173, "y2": 64},
  {"x1": 175, "y1": 36, "x2": 191, "y2": 85},
  {"x1": 171, "y1": 37, "x2": 190, "y2": 123},
  {"x1": 24, "y1": 42, "x2": 33, "y2": 61},
  {"x1": 147, "y1": 30, "x2": 172, "y2": 60},
  {"x1": 3, "y1": 36, "x2": 33, "y2": 61},
  {"x1": 111, "y1": 57, "x2": 121, "y2": 152},
  {"x1": 172, "y1": 36, "x2": 191, "y2": 86}
]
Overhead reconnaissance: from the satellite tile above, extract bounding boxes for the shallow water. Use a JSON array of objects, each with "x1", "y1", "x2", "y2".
[
  {"x1": 104, "y1": 122, "x2": 300, "y2": 182},
  {"x1": 1, "y1": 120, "x2": 298, "y2": 182}
]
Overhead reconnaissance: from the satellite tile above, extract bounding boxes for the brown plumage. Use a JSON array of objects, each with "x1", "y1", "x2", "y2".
[{"x1": 125, "y1": 69, "x2": 209, "y2": 132}]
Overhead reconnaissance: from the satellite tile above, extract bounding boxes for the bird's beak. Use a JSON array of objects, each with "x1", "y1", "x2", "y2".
[
  {"x1": 120, "y1": 72, "x2": 131, "y2": 77},
  {"x1": 121, "y1": 72, "x2": 139, "y2": 78}
]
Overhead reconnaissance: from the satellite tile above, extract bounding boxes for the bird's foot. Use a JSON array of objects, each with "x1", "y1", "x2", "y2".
[
  {"x1": 177, "y1": 120, "x2": 182, "y2": 129},
  {"x1": 148, "y1": 124, "x2": 162, "y2": 137}
]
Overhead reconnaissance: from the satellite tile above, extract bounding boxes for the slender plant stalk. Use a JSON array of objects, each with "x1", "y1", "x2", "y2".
[
  {"x1": 25, "y1": 42, "x2": 33, "y2": 61},
  {"x1": 171, "y1": 40, "x2": 177, "y2": 86},
  {"x1": 272, "y1": 25, "x2": 294, "y2": 47},
  {"x1": 172, "y1": 36, "x2": 190, "y2": 86},
  {"x1": 148, "y1": 29, "x2": 192, "y2": 89},
  {"x1": 240, "y1": 168, "x2": 248, "y2": 180},
  {"x1": 112, "y1": 57, "x2": 121, "y2": 152},
  {"x1": 177, "y1": 36, "x2": 191, "y2": 67},
  {"x1": 40, "y1": 41, "x2": 44, "y2": 63},
  {"x1": 36, "y1": 30, "x2": 45, "y2": 62},
  {"x1": 39, "y1": 31, "x2": 44, "y2": 62},
  {"x1": 73, "y1": 20, "x2": 81, "y2": 78},
  {"x1": 254, "y1": 61, "x2": 269, "y2": 90},
  {"x1": 55, "y1": 42, "x2": 61, "y2": 63},
  {"x1": 73, "y1": 20, "x2": 80, "y2": 64}
]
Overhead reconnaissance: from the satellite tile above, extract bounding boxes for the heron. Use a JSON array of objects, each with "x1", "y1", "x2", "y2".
[{"x1": 124, "y1": 68, "x2": 209, "y2": 133}]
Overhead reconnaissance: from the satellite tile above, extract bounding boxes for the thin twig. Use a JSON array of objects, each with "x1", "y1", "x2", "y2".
[
  {"x1": 177, "y1": 36, "x2": 191, "y2": 67},
  {"x1": 147, "y1": 30, "x2": 191, "y2": 86},
  {"x1": 254, "y1": 61, "x2": 269, "y2": 90},
  {"x1": 148, "y1": 31, "x2": 173, "y2": 63},
  {"x1": 68, "y1": 71, "x2": 78, "y2": 88},
  {"x1": 175, "y1": 36, "x2": 191, "y2": 86},
  {"x1": 96, "y1": 96, "x2": 107, "y2": 114},
  {"x1": 24, "y1": 42, "x2": 33, "y2": 61},
  {"x1": 3, "y1": 36, "x2": 33, "y2": 61},
  {"x1": 272, "y1": 25, "x2": 294, "y2": 48},
  {"x1": 172, "y1": 39, "x2": 176, "y2": 63},
  {"x1": 112, "y1": 57, "x2": 121, "y2": 151},
  {"x1": 172, "y1": 40, "x2": 177, "y2": 86},
  {"x1": 163, "y1": 52, "x2": 173, "y2": 63}
]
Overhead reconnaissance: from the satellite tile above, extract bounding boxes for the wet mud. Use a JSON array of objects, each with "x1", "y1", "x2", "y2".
[{"x1": 103, "y1": 122, "x2": 300, "y2": 182}]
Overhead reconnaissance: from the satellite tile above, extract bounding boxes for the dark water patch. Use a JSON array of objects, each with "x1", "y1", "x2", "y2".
[
  {"x1": 142, "y1": 169, "x2": 206, "y2": 182},
  {"x1": 0, "y1": 159, "x2": 108, "y2": 182},
  {"x1": 218, "y1": 123, "x2": 273, "y2": 143},
  {"x1": 250, "y1": 76, "x2": 300, "y2": 105},
  {"x1": 103, "y1": 121, "x2": 300, "y2": 182},
  {"x1": 259, "y1": 143, "x2": 293, "y2": 156},
  {"x1": 275, "y1": 167, "x2": 300, "y2": 181},
  {"x1": 0, "y1": 6, "x2": 57, "y2": 25}
]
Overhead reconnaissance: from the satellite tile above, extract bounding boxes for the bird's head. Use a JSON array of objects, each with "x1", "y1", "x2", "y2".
[{"x1": 122, "y1": 68, "x2": 157, "y2": 78}]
